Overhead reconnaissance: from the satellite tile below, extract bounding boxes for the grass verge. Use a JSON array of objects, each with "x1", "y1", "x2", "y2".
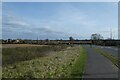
[
  {"x1": 2, "y1": 46, "x2": 82, "y2": 78},
  {"x1": 70, "y1": 46, "x2": 87, "y2": 78},
  {"x1": 95, "y1": 48, "x2": 120, "y2": 69},
  {"x1": 2, "y1": 45, "x2": 68, "y2": 66}
]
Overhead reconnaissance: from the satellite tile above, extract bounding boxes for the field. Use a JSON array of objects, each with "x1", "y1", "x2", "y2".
[
  {"x1": 2, "y1": 44, "x2": 47, "y2": 48},
  {"x1": 2, "y1": 44, "x2": 87, "y2": 78}
]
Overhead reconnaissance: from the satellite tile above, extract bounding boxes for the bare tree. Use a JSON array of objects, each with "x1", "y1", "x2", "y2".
[
  {"x1": 69, "y1": 36, "x2": 74, "y2": 41},
  {"x1": 69, "y1": 36, "x2": 74, "y2": 46},
  {"x1": 91, "y1": 34, "x2": 103, "y2": 40}
]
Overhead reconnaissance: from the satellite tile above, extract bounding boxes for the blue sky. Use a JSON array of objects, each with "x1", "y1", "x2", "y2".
[{"x1": 2, "y1": 2, "x2": 118, "y2": 40}]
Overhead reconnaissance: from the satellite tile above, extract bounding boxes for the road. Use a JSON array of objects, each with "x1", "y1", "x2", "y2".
[
  {"x1": 83, "y1": 45, "x2": 118, "y2": 79},
  {"x1": 93, "y1": 45, "x2": 118, "y2": 57}
]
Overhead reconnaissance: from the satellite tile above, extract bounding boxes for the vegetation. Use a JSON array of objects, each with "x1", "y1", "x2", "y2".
[
  {"x1": 2, "y1": 45, "x2": 68, "y2": 66},
  {"x1": 70, "y1": 47, "x2": 87, "y2": 78},
  {"x1": 2, "y1": 45, "x2": 87, "y2": 79},
  {"x1": 95, "y1": 48, "x2": 120, "y2": 68}
]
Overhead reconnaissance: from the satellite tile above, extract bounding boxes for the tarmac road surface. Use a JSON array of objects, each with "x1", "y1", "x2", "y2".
[
  {"x1": 93, "y1": 45, "x2": 118, "y2": 57},
  {"x1": 83, "y1": 45, "x2": 118, "y2": 79}
]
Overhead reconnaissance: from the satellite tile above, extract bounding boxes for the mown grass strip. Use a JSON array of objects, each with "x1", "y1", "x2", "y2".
[
  {"x1": 70, "y1": 47, "x2": 87, "y2": 79},
  {"x1": 95, "y1": 48, "x2": 120, "y2": 69}
]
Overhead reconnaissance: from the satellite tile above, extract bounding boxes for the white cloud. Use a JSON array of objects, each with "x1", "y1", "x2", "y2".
[
  {"x1": 2, "y1": 3, "x2": 118, "y2": 39},
  {"x1": 8, "y1": 21, "x2": 30, "y2": 26},
  {"x1": 3, "y1": 15, "x2": 82, "y2": 39},
  {"x1": 42, "y1": 4, "x2": 97, "y2": 35},
  {"x1": 2, "y1": 0, "x2": 119, "y2": 2}
]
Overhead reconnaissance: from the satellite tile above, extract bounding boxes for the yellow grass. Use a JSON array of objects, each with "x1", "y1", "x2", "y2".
[{"x1": 2, "y1": 44, "x2": 47, "y2": 48}]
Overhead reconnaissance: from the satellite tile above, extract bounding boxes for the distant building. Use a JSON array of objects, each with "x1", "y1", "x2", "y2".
[{"x1": 13, "y1": 39, "x2": 20, "y2": 43}]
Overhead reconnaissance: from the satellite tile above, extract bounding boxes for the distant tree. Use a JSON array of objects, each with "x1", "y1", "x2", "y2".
[
  {"x1": 69, "y1": 36, "x2": 74, "y2": 41},
  {"x1": 91, "y1": 34, "x2": 104, "y2": 45},
  {"x1": 69, "y1": 36, "x2": 74, "y2": 46},
  {"x1": 45, "y1": 39, "x2": 49, "y2": 41},
  {"x1": 91, "y1": 34, "x2": 103, "y2": 40},
  {"x1": 76, "y1": 39, "x2": 79, "y2": 40}
]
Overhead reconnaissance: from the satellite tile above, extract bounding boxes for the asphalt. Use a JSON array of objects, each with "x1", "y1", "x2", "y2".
[
  {"x1": 83, "y1": 45, "x2": 118, "y2": 79},
  {"x1": 93, "y1": 45, "x2": 118, "y2": 57}
]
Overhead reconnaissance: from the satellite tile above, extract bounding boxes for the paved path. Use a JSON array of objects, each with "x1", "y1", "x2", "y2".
[
  {"x1": 93, "y1": 45, "x2": 118, "y2": 57},
  {"x1": 83, "y1": 45, "x2": 118, "y2": 79}
]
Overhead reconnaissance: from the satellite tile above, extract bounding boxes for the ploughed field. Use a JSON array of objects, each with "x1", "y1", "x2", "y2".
[{"x1": 2, "y1": 44, "x2": 86, "y2": 78}]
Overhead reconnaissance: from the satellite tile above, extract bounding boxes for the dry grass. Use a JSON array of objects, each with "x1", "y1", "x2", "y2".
[
  {"x1": 0, "y1": 44, "x2": 2, "y2": 48},
  {"x1": 2, "y1": 45, "x2": 83, "y2": 78},
  {"x1": 2, "y1": 45, "x2": 68, "y2": 66},
  {"x1": 2, "y1": 44, "x2": 47, "y2": 48}
]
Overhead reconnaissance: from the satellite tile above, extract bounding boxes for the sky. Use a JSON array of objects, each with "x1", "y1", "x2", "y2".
[
  {"x1": 2, "y1": 0, "x2": 120, "y2": 2},
  {"x1": 2, "y1": 2, "x2": 118, "y2": 40}
]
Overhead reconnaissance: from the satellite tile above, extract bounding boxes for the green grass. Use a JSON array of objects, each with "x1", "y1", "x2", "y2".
[
  {"x1": 95, "y1": 48, "x2": 120, "y2": 68},
  {"x1": 2, "y1": 45, "x2": 87, "y2": 79},
  {"x1": 2, "y1": 46, "x2": 87, "y2": 79},
  {"x1": 70, "y1": 47, "x2": 87, "y2": 78},
  {"x1": 2, "y1": 45, "x2": 68, "y2": 66}
]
